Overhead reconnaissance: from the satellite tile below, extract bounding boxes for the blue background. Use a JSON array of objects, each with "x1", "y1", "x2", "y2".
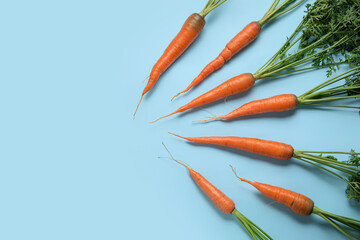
[{"x1": 1, "y1": 0, "x2": 359, "y2": 239}]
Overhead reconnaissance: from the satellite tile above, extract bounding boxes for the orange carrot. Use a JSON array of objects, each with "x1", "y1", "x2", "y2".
[
  {"x1": 188, "y1": 166, "x2": 235, "y2": 214},
  {"x1": 169, "y1": 133, "x2": 294, "y2": 160},
  {"x1": 134, "y1": 1, "x2": 227, "y2": 117},
  {"x1": 152, "y1": 73, "x2": 255, "y2": 122},
  {"x1": 162, "y1": 143, "x2": 235, "y2": 214},
  {"x1": 232, "y1": 169, "x2": 360, "y2": 239},
  {"x1": 161, "y1": 143, "x2": 273, "y2": 239},
  {"x1": 172, "y1": 0, "x2": 305, "y2": 99},
  {"x1": 171, "y1": 22, "x2": 261, "y2": 100},
  {"x1": 232, "y1": 168, "x2": 313, "y2": 216},
  {"x1": 196, "y1": 94, "x2": 298, "y2": 122}
]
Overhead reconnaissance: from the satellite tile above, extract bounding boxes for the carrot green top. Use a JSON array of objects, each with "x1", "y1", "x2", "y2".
[
  {"x1": 253, "y1": 0, "x2": 360, "y2": 81},
  {"x1": 258, "y1": 0, "x2": 306, "y2": 26},
  {"x1": 199, "y1": 0, "x2": 227, "y2": 18}
]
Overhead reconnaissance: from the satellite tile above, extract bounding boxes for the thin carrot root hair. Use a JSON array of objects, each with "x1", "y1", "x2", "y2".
[
  {"x1": 224, "y1": 97, "x2": 237, "y2": 109},
  {"x1": 160, "y1": 142, "x2": 192, "y2": 170},
  {"x1": 199, "y1": 107, "x2": 217, "y2": 117},
  {"x1": 133, "y1": 94, "x2": 144, "y2": 119},
  {"x1": 142, "y1": 75, "x2": 150, "y2": 83},
  {"x1": 171, "y1": 90, "x2": 187, "y2": 101},
  {"x1": 230, "y1": 165, "x2": 253, "y2": 185},
  {"x1": 192, "y1": 116, "x2": 223, "y2": 123},
  {"x1": 150, "y1": 111, "x2": 178, "y2": 123}
]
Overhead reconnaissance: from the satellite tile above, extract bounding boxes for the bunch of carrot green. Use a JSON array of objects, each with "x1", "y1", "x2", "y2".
[{"x1": 138, "y1": 0, "x2": 360, "y2": 239}]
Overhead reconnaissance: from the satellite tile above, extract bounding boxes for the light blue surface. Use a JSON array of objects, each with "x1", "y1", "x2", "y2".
[{"x1": 0, "y1": 0, "x2": 359, "y2": 239}]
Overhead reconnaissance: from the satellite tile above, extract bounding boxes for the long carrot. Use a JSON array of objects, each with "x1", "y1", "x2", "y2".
[
  {"x1": 133, "y1": 0, "x2": 227, "y2": 118},
  {"x1": 195, "y1": 67, "x2": 360, "y2": 122},
  {"x1": 161, "y1": 143, "x2": 272, "y2": 240},
  {"x1": 172, "y1": 0, "x2": 305, "y2": 100},
  {"x1": 169, "y1": 132, "x2": 294, "y2": 160},
  {"x1": 195, "y1": 94, "x2": 298, "y2": 122},
  {"x1": 232, "y1": 169, "x2": 360, "y2": 239},
  {"x1": 169, "y1": 133, "x2": 360, "y2": 200},
  {"x1": 152, "y1": 73, "x2": 255, "y2": 122},
  {"x1": 152, "y1": 0, "x2": 359, "y2": 122}
]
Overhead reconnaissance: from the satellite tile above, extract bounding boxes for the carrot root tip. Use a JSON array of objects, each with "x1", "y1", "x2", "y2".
[
  {"x1": 192, "y1": 116, "x2": 221, "y2": 123},
  {"x1": 230, "y1": 166, "x2": 253, "y2": 185},
  {"x1": 133, "y1": 94, "x2": 144, "y2": 119}
]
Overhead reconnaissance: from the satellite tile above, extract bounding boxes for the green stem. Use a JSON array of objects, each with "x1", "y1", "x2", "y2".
[
  {"x1": 296, "y1": 151, "x2": 360, "y2": 155},
  {"x1": 313, "y1": 206, "x2": 360, "y2": 239},
  {"x1": 294, "y1": 152, "x2": 359, "y2": 173},
  {"x1": 199, "y1": 0, "x2": 227, "y2": 18},
  {"x1": 232, "y1": 208, "x2": 273, "y2": 240},
  {"x1": 258, "y1": 0, "x2": 305, "y2": 26},
  {"x1": 292, "y1": 151, "x2": 360, "y2": 200},
  {"x1": 300, "y1": 103, "x2": 360, "y2": 109},
  {"x1": 259, "y1": 33, "x2": 346, "y2": 79},
  {"x1": 254, "y1": 20, "x2": 303, "y2": 77},
  {"x1": 300, "y1": 95, "x2": 360, "y2": 103},
  {"x1": 299, "y1": 67, "x2": 360, "y2": 99}
]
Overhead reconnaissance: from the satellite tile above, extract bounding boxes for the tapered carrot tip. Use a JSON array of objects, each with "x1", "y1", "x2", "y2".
[
  {"x1": 168, "y1": 132, "x2": 187, "y2": 140},
  {"x1": 171, "y1": 89, "x2": 187, "y2": 101},
  {"x1": 150, "y1": 111, "x2": 179, "y2": 123},
  {"x1": 230, "y1": 166, "x2": 254, "y2": 185},
  {"x1": 133, "y1": 94, "x2": 144, "y2": 119},
  {"x1": 192, "y1": 116, "x2": 223, "y2": 123}
]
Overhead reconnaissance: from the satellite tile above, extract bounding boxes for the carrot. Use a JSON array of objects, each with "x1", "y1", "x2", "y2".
[
  {"x1": 195, "y1": 94, "x2": 298, "y2": 122},
  {"x1": 232, "y1": 168, "x2": 360, "y2": 239},
  {"x1": 133, "y1": 0, "x2": 227, "y2": 118},
  {"x1": 161, "y1": 143, "x2": 272, "y2": 240},
  {"x1": 195, "y1": 67, "x2": 360, "y2": 122},
  {"x1": 169, "y1": 132, "x2": 294, "y2": 160},
  {"x1": 171, "y1": 0, "x2": 305, "y2": 100},
  {"x1": 232, "y1": 168, "x2": 313, "y2": 215},
  {"x1": 170, "y1": 133, "x2": 360, "y2": 200},
  {"x1": 151, "y1": 73, "x2": 255, "y2": 122},
  {"x1": 154, "y1": 0, "x2": 358, "y2": 120}
]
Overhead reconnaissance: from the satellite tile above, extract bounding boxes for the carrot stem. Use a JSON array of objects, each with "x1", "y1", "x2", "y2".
[
  {"x1": 259, "y1": 0, "x2": 305, "y2": 26},
  {"x1": 199, "y1": 0, "x2": 227, "y2": 18},
  {"x1": 313, "y1": 206, "x2": 360, "y2": 239},
  {"x1": 293, "y1": 150, "x2": 360, "y2": 201},
  {"x1": 232, "y1": 208, "x2": 273, "y2": 240}
]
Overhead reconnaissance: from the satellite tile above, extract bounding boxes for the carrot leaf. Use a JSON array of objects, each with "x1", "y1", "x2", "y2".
[{"x1": 253, "y1": 0, "x2": 360, "y2": 80}]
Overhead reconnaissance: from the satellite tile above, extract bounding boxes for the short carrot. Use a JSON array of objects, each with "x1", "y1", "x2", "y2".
[
  {"x1": 133, "y1": 0, "x2": 227, "y2": 117},
  {"x1": 172, "y1": 0, "x2": 305, "y2": 100},
  {"x1": 169, "y1": 133, "x2": 360, "y2": 200},
  {"x1": 152, "y1": 0, "x2": 359, "y2": 121},
  {"x1": 232, "y1": 169, "x2": 360, "y2": 239},
  {"x1": 195, "y1": 67, "x2": 360, "y2": 122},
  {"x1": 161, "y1": 143, "x2": 272, "y2": 240}
]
